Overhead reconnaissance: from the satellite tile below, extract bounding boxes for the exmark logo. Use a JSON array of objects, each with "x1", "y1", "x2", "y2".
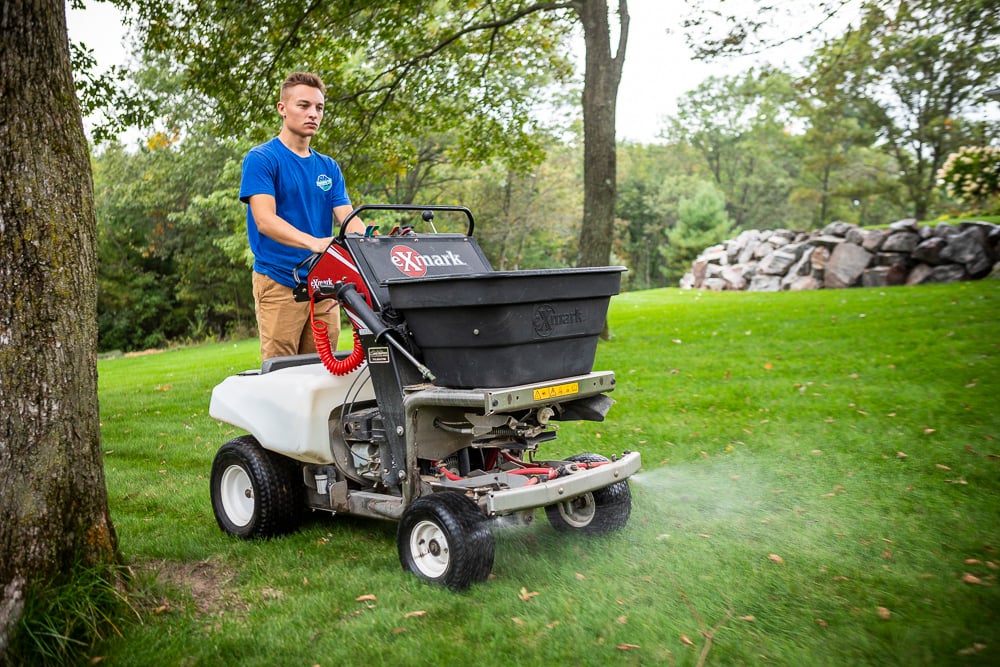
[
  {"x1": 533, "y1": 304, "x2": 585, "y2": 337},
  {"x1": 389, "y1": 245, "x2": 468, "y2": 277}
]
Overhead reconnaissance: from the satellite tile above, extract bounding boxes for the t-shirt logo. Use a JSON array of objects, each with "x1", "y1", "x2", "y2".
[{"x1": 316, "y1": 174, "x2": 333, "y2": 191}]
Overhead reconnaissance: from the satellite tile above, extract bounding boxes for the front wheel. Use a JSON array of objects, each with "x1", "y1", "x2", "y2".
[
  {"x1": 210, "y1": 435, "x2": 303, "y2": 539},
  {"x1": 397, "y1": 492, "x2": 494, "y2": 589},
  {"x1": 545, "y1": 453, "x2": 632, "y2": 534}
]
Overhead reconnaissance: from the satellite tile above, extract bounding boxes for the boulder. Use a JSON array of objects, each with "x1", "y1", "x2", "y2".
[
  {"x1": 822, "y1": 221, "x2": 854, "y2": 237},
  {"x1": 862, "y1": 264, "x2": 908, "y2": 287},
  {"x1": 940, "y1": 227, "x2": 992, "y2": 278},
  {"x1": 748, "y1": 274, "x2": 782, "y2": 292},
  {"x1": 859, "y1": 229, "x2": 887, "y2": 252},
  {"x1": 881, "y1": 231, "x2": 920, "y2": 253},
  {"x1": 784, "y1": 275, "x2": 821, "y2": 291},
  {"x1": 721, "y1": 265, "x2": 748, "y2": 291},
  {"x1": 912, "y1": 237, "x2": 947, "y2": 265},
  {"x1": 906, "y1": 263, "x2": 967, "y2": 285},
  {"x1": 824, "y1": 243, "x2": 873, "y2": 288},
  {"x1": 888, "y1": 218, "x2": 919, "y2": 232},
  {"x1": 758, "y1": 243, "x2": 806, "y2": 275}
]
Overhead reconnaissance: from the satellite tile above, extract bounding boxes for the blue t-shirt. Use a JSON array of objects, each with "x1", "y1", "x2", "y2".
[{"x1": 239, "y1": 137, "x2": 352, "y2": 287}]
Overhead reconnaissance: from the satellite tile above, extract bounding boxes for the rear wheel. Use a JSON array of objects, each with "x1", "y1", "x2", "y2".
[
  {"x1": 210, "y1": 435, "x2": 303, "y2": 538},
  {"x1": 545, "y1": 453, "x2": 632, "y2": 534},
  {"x1": 397, "y1": 492, "x2": 494, "y2": 589}
]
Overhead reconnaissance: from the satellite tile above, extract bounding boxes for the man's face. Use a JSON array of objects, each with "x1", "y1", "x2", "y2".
[{"x1": 278, "y1": 84, "x2": 325, "y2": 137}]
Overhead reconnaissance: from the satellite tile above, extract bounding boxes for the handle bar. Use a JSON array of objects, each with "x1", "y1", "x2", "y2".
[{"x1": 337, "y1": 204, "x2": 475, "y2": 241}]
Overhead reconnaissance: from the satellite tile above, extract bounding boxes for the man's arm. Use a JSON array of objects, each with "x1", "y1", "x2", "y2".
[
  {"x1": 248, "y1": 193, "x2": 332, "y2": 254},
  {"x1": 334, "y1": 204, "x2": 366, "y2": 235}
]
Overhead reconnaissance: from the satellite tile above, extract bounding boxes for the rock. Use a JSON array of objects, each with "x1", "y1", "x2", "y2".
[
  {"x1": 933, "y1": 222, "x2": 960, "y2": 239},
  {"x1": 748, "y1": 274, "x2": 782, "y2": 292},
  {"x1": 824, "y1": 243, "x2": 873, "y2": 288},
  {"x1": 810, "y1": 235, "x2": 845, "y2": 250},
  {"x1": 721, "y1": 265, "x2": 748, "y2": 291},
  {"x1": 906, "y1": 263, "x2": 967, "y2": 285},
  {"x1": 940, "y1": 227, "x2": 992, "y2": 278},
  {"x1": 784, "y1": 275, "x2": 821, "y2": 291},
  {"x1": 860, "y1": 229, "x2": 888, "y2": 252},
  {"x1": 845, "y1": 227, "x2": 866, "y2": 245},
  {"x1": 758, "y1": 243, "x2": 806, "y2": 276},
  {"x1": 881, "y1": 231, "x2": 920, "y2": 253},
  {"x1": 888, "y1": 218, "x2": 919, "y2": 232},
  {"x1": 703, "y1": 277, "x2": 727, "y2": 291},
  {"x1": 862, "y1": 265, "x2": 908, "y2": 287},
  {"x1": 912, "y1": 237, "x2": 947, "y2": 265},
  {"x1": 811, "y1": 245, "x2": 830, "y2": 279},
  {"x1": 822, "y1": 221, "x2": 855, "y2": 237}
]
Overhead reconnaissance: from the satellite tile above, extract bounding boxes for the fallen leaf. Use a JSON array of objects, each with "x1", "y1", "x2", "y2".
[
  {"x1": 935, "y1": 463, "x2": 951, "y2": 470},
  {"x1": 815, "y1": 618, "x2": 828, "y2": 627},
  {"x1": 616, "y1": 644, "x2": 641, "y2": 651},
  {"x1": 699, "y1": 533, "x2": 711, "y2": 539},
  {"x1": 965, "y1": 558, "x2": 982, "y2": 565},
  {"x1": 575, "y1": 572, "x2": 586, "y2": 580},
  {"x1": 680, "y1": 634, "x2": 695, "y2": 647},
  {"x1": 616, "y1": 615, "x2": 628, "y2": 625},
  {"x1": 881, "y1": 551, "x2": 893, "y2": 560},
  {"x1": 957, "y1": 643, "x2": 987, "y2": 656},
  {"x1": 403, "y1": 610, "x2": 427, "y2": 618},
  {"x1": 519, "y1": 587, "x2": 539, "y2": 601},
  {"x1": 547, "y1": 621, "x2": 560, "y2": 629},
  {"x1": 832, "y1": 576, "x2": 849, "y2": 582},
  {"x1": 763, "y1": 362, "x2": 773, "y2": 370},
  {"x1": 153, "y1": 605, "x2": 168, "y2": 614},
  {"x1": 737, "y1": 615, "x2": 756, "y2": 622},
  {"x1": 511, "y1": 617, "x2": 525, "y2": 626},
  {"x1": 877, "y1": 606, "x2": 891, "y2": 620},
  {"x1": 924, "y1": 427, "x2": 937, "y2": 434},
  {"x1": 896, "y1": 451, "x2": 908, "y2": 459},
  {"x1": 962, "y1": 573, "x2": 985, "y2": 585},
  {"x1": 768, "y1": 554, "x2": 785, "y2": 564},
  {"x1": 392, "y1": 627, "x2": 406, "y2": 635},
  {"x1": 355, "y1": 594, "x2": 377, "y2": 602}
]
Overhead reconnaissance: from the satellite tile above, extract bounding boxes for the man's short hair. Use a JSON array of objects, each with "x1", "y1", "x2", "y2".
[{"x1": 281, "y1": 72, "x2": 326, "y2": 98}]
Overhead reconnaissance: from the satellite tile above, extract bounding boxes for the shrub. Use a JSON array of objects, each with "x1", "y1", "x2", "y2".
[{"x1": 936, "y1": 145, "x2": 1000, "y2": 213}]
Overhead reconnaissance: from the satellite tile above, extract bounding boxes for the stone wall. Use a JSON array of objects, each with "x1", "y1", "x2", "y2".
[{"x1": 680, "y1": 219, "x2": 1000, "y2": 291}]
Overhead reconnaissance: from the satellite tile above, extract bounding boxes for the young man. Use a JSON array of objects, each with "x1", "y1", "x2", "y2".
[{"x1": 240, "y1": 72, "x2": 365, "y2": 360}]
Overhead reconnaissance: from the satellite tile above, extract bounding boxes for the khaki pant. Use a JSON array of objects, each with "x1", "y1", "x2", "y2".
[{"x1": 252, "y1": 271, "x2": 341, "y2": 361}]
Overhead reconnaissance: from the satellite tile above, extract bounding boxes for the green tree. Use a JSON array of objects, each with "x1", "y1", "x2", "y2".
[
  {"x1": 668, "y1": 67, "x2": 801, "y2": 231},
  {"x1": 86, "y1": 0, "x2": 631, "y2": 272},
  {"x1": 659, "y1": 180, "x2": 731, "y2": 283},
  {"x1": 1, "y1": 0, "x2": 118, "y2": 657},
  {"x1": 807, "y1": 0, "x2": 1000, "y2": 220}
]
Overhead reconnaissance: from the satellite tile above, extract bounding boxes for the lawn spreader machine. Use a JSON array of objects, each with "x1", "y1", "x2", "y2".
[{"x1": 208, "y1": 205, "x2": 641, "y2": 589}]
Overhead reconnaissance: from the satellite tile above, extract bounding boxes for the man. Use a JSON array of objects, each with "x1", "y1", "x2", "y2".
[{"x1": 240, "y1": 71, "x2": 365, "y2": 360}]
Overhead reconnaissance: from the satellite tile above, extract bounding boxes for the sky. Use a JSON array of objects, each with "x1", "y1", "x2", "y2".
[{"x1": 65, "y1": 0, "x2": 817, "y2": 144}]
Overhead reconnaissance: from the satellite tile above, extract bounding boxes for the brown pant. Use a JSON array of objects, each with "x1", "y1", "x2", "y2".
[{"x1": 252, "y1": 271, "x2": 341, "y2": 360}]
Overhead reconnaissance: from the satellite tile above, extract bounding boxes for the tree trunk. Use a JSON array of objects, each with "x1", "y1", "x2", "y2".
[
  {"x1": 574, "y1": 0, "x2": 628, "y2": 268},
  {"x1": 0, "y1": 0, "x2": 118, "y2": 648}
]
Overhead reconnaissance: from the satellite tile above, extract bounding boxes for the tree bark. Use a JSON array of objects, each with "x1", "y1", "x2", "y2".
[
  {"x1": 574, "y1": 0, "x2": 628, "y2": 268},
  {"x1": 0, "y1": 0, "x2": 118, "y2": 649}
]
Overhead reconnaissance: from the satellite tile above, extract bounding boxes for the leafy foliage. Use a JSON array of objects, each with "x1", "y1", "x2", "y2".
[
  {"x1": 659, "y1": 180, "x2": 731, "y2": 282},
  {"x1": 937, "y1": 145, "x2": 1000, "y2": 214}
]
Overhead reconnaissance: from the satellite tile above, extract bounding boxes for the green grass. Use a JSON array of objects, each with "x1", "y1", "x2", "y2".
[{"x1": 91, "y1": 281, "x2": 1000, "y2": 666}]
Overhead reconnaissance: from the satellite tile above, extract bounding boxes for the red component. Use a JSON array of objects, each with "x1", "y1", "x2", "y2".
[
  {"x1": 311, "y1": 301, "x2": 365, "y2": 376},
  {"x1": 307, "y1": 243, "x2": 369, "y2": 376}
]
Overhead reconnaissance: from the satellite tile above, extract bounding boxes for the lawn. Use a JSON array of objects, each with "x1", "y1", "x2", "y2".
[{"x1": 93, "y1": 280, "x2": 1000, "y2": 666}]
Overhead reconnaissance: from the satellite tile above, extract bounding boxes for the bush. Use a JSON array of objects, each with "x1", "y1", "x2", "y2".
[{"x1": 936, "y1": 145, "x2": 1000, "y2": 213}]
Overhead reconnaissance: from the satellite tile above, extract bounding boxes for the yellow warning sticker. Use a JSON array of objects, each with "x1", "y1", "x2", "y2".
[{"x1": 533, "y1": 382, "x2": 579, "y2": 401}]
